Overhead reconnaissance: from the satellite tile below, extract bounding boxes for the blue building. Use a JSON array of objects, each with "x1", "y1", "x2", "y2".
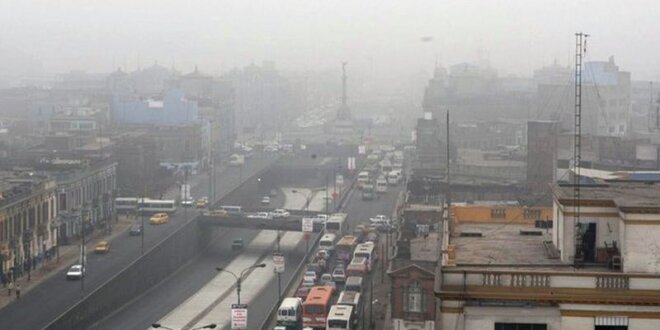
[{"x1": 112, "y1": 89, "x2": 198, "y2": 126}]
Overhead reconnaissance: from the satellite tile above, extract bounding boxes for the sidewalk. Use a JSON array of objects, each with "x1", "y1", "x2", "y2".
[{"x1": 0, "y1": 216, "x2": 133, "y2": 309}]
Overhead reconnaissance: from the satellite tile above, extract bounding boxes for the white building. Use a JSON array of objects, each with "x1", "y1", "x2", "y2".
[{"x1": 437, "y1": 182, "x2": 660, "y2": 330}]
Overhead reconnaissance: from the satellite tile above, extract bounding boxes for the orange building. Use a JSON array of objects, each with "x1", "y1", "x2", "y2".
[{"x1": 450, "y1": 204, "x2": 552, "y2": 225}]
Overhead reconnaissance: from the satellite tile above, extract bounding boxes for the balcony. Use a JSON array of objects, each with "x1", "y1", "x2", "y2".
[{"x1": 437, "y1": 268, "x2": 660, "y2": 305}]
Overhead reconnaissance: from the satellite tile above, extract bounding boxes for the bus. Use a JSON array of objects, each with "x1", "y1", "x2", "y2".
[
  {"x1": 346, "y1": 257, "x2": 368, "y2": 278},
  {"x1": 326, "y1": 305, "x2": 355, "y2": 330},
  {"x1": 219, "y1": 205, "x2": 242, "y2": 217},
  {"x1": 376, "y1": 178, "x2": 387, "y2": 193},
  {"x1": 276, "y1": 297, "x2": 303, "y2": 330},
  {"x1": 337, "y1": 291, "x2": 362, "y2": 328},
  {"x1": 115, "y1": 197, "x2": 138, "y2": 213},
  {"x1": 325, "y1": 213, "x2": 348, "y2": 236},
  {"x1": 302, "y1": 286, "x2": 335, "y2": 329},
  {"x1": 353, "y1": 242, "x2": 376, "y2": 271},
  {"x1": 335, "y1": 235, "x2": 359, "y2": 263},
  {"x1": 138, "y1": 198, "x2": 177, "y2": 214},
  {"x1": 357, "y1": 171, "x2": 370, "y2": 189},
  {"x1": 319, "y1": 233, "x2": 337, "y2": 253}
]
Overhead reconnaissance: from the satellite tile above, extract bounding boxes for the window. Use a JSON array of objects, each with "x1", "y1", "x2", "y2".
[
  {"x1": 495, "y1": 323, "x2": 547, "y2": 330},
  {"x1": 523, "y1": 209, "x2": 541, "y2": 220},
  {"x1": 405, "y1": 281, "x2": 423, "y2": 313},
  {"x1": 491, "y1": 208, "x2": 506, "y2": 219}
]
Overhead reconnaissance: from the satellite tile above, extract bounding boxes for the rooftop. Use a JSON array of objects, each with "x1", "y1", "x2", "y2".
[
  {"x1": 453, "y1": 223, "x2": 564, "y2": 267},
  {"x1": 553, "y1": 182, "x2": 660, "y2": 208}
]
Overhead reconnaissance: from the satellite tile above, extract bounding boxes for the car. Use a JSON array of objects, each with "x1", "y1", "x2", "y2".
[
  {"x1": 370, "y1": 214, "x2": 390, "y2": 224},
  {"x1": 312, "y1": 214, "x2": 328, "y2": 225},
  {"x1": 332, "y1": 267, "x2": 346, "y2": 283},
  {"x1": 181, "y1": 197, "x2": 194, "y2": 207},
  {"x1": 66, "y1": 264, "x2": 85, "y2": 280},
  {"x1": 295, "y1": 286, "x2": 310, "y2": 299},
  {"x1": 319, "y1": 273, "x2": 336, "y2": 289},
  {"x1": 149, "y1": 213, "x2": 169, "y2": 225},
  {"x1": 195, "y1": 197, "x2": 209, "y2": 208},
  {"x1": 261, "y1": 196, "x2": 271, "y2": 205},
  {"x1": 269, "y1": 189, "x2": 278, "y2": 197},
  {"x1": 208, "y1": 209, "x2": 229, "y2": 218},
  {"x1": 129, "y1": 224, "x2": 142, "y2": 236},
  {"x1": 316, "y1": 249, "x2": 331, "y2": 261},
  {"x1": 271, "y1": 209, "x2": 290, "y2": 219},
  {"x1": 247, "y1": 212, "x2": 272, "y2": 220},
  {"x1": 307, "y1": 263, "x2": 323, "y2": 276},
  {"x1": 94, "y1": 240, "x2": 110, "y2": 254},
  {"x1": 301, "y1": 277, "x2": 315, "y2": 287},
  {"x1": 304, "y1": 270, "x2": 318, "y2": 282},
  {"x1": 231, "y1": 238, "x2": 244, "y2": 250}
]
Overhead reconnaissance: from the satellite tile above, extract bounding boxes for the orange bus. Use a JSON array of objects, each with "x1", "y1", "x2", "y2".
[
  {"x1": 302, "y1": 286, "x2": 335, "y2": 329},
  {"x1": 335, "y1": 235, "x2": 359, "y2": 263}
]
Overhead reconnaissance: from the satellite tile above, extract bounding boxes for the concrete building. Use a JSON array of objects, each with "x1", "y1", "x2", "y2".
[
  {"x1": 536, "y1": 57, "x2": 631, "y2": 137},
  {"x1": 112, "y1": 89, "x2": 198, "y2": 126},
  {"x1": 527, "y1": 121, "x2": 559, "y2": 196},
  {"x1": 436, "y1": 182, "x2": 660, "y2": 330},
  {"x1": 0, "y1": 172, "x2": 57, "y2": 281}
]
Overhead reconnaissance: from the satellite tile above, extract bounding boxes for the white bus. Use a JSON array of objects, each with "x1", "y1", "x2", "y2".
[
  {"x1": 376, "y1": 178, "x2": 387, "y2": 193},
  {"x1": 325, "y1": 213, "x2": 348, "y2": 236},
  {"x1": 326, "y1": 304, "x2": 354, "y2": 330},
  {"x1": 139, "y1": 198, "x2": 177, "y2": 214},
  {"x1": 115, "y1": 197, "x2": 138, "y2": 213},
  {"x1": 353, "y1": 242, "x2": 376, "y2": 271},
  {"x1": 276, "y1": 297, "x2": 303, "y2": 330},
  {"x1": 387, "y1": 171, "x2": 400, "y2": 185},
  {"x1": 337, "y1": 291, "x2": 361, "y2": 328},
  {"x1": 319, "y1": 233, "x2": 338, "y2": 253}
]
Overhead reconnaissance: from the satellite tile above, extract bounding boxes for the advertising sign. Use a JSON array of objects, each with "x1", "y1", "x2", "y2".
[
  {"x1": 302, "y1": 218, "x2": 314, "y2": 233},
  {"x1": 231, "y1": 304, "x2": 248, "y2": 329},
  {"x1": 273, "y1": 252, "x2": 285, "y2": 273}
]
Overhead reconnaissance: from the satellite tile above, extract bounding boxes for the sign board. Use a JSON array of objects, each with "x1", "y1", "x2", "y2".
[
  {"x1": 302, "y1": 218, "x2": 314, "y2": 233},
  {"x1": 231, "y1": 304, "x2": 248, "y2": 329},
  {"x1": 358, "y1": 145, "x2": 366, "y2": 155},
  {"x1": 347, "y1": 157, "x2": 356, "y2": 170},
  {"x1": 273, "y1": 252, "x2": 285, "y2": 273}
]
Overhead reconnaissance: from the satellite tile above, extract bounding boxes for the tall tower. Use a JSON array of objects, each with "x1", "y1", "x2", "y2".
[{"x1": 337, "y1": 62, "x2": 352, "y2": 120}]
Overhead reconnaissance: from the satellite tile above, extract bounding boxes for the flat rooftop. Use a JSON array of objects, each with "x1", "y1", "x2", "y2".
[
  {"x1": 554, "y1": 183, "x2": 660, "y2": 208},
  {"x1": 454, "y1": 223, "x2": 564, "y2": 267}
]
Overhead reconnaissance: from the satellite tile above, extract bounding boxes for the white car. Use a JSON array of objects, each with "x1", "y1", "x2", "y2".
[
  {"x1": 271, "y1": 209, "x2": 290, "y2": 218},
  {"x1": 66, "y1": 264, "x2": 85, "y2": 280},
  {"x1": 247, "y1": 212, "x2": 272, "y2": 220},
  {"x1": 370, "y1": 214, "x2": 390, "y2": 224},
  {"x1": 313, "y1": 214, "x2": 328, "y2": 224},
  {"x1": 261, "y1": 196, "x2": 271, "y2": 205}
]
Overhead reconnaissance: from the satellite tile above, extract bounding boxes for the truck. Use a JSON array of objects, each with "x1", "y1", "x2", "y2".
[{"x1": 180, "y1": 184, "x2": 193, "y2": 207}]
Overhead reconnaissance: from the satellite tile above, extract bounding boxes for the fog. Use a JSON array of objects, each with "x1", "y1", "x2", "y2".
[{"x1": 2, "y1": 0, "x2": 660, "y2": 80}]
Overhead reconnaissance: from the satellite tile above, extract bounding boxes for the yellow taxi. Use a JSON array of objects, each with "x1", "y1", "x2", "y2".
[
  {"x1": 94, "y1": 240, "x2": 110, "y2": 254},
  {"x1": 149, "y1": 212, "x2": 169, "y2": 225},
  {"x1": 195, "y1": 197, "x2": 209, "y2": 208}
]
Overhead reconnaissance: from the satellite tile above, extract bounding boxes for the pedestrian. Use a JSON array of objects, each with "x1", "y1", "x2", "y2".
[
  {"x1": 15, "y1": 284, "x2": 20, "y2": 300},
  {"x1": 7, "y1": 281, "x2": 13, "y2": 296}
]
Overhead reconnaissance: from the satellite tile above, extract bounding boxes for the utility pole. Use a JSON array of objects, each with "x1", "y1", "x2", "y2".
[
  {"x1": 573, "y1": 32, "x2": 588, "y2": 267},
  {"x1": 81, "y1": 206, "x2": 86, "y2": 294},
  {"x1": 446, "y1": 111, "x2": 452, "y2": 234}
]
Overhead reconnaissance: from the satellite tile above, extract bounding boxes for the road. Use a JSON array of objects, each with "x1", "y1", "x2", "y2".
[{"x1": 0, "y1": 153, "x2": 278, "y2": 330}]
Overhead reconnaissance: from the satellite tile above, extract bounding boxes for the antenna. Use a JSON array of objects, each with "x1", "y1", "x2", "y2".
[{"x1": 573, "y1": 32, "x2": 588, "y2": 267}]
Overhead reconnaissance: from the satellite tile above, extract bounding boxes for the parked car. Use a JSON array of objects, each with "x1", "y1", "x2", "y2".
[
  {"x1": 261, "y1": 196, "x2": 271, "y2": 205},
  {"x1": 129, "y1": 224, "x2": 142, "y2": 236},
  {"x1": 231, "y1": 238, "x2": 244, "y2": 250},
  {"x1": 94, "y1": 240, "x2": 110, "y2": 254},
  {"x1": 247, "y1": 212, "x2": 272, "y2": 220},
  {"x1": 149, "y1": 213, "x2": 169, "y2": 225},
  {"x1": 66, "y1": 264, "x2": 85, "y2": 280},
  {"x1": 271, "y1": 209, "x2": 290, "y2": 219}
]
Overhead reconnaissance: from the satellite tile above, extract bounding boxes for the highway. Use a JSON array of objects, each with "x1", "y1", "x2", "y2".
[
  {"x1": 95, "y1": 170, "x2": 402, "y2": 330},
  {"x1": 0, "y1": 153, "x2": 278, "y2": 330}
]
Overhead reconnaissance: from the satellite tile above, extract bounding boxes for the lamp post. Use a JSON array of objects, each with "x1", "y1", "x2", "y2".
[
  {"x1": 151, "y1": 323, "x2": 217, "y2": 330},
  {"x1": 291, "y1": 189, "x2": 312, "y2": 253},
  {"x1": 216, "y1": 263, "x2": 266, "y2": 305}
]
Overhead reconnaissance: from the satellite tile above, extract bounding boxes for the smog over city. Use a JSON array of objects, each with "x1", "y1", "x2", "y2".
[{"x1": 0, "y1": 1, "x2": 659, "y2": 329}]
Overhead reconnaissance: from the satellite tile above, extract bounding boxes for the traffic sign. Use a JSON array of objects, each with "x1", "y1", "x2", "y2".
[
  {"x1": 231, "y1": 304, "x2": 248, "y2": 329},
  {"x1": 302, "y1": 218, "x2": 314, "y2": 232},
  {"x1": 273, "y1": 252, "x2": 285, "y2": 273}
]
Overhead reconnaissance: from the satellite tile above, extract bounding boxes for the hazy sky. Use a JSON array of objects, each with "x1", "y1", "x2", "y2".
[{"x1": 2, "y1": 0, "x2": 660, "y2": 80}]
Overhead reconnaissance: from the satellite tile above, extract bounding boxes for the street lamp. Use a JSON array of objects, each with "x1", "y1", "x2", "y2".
[
  {"x1": 151, "y1": 323, "x2": 217, "y2": 330},
  {"x1": 290, "y1": 190, "x2": 312, "y2": 214},
  {"x1": 216, "y1": 263, "x2": 267, "y2": 304}
]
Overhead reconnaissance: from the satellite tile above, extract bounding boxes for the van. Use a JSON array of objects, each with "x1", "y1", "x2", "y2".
[
  {"x1": 276, "y1": 297, "x2": 303, "y2": 330},
  {"x1": 319, "y1": 233, "x2": 337, "y2": 253},
  {"x1": 220, "y1": 205, "x2": 242, "y2": 217},
  {"x1": 344, "y1": 276, "x2": 363, "y2": 293}
]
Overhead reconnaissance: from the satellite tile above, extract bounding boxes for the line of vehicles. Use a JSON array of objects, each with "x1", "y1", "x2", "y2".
[
  {"x1": 274, "y1": 212, "x2": 383, "y2": 330},
  {"x1": 358, "y1": 148, "x2": 404, "y2": 201}
]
